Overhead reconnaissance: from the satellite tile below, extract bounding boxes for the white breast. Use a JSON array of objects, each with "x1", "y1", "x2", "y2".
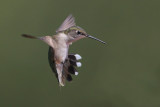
[
  {"x1": 55, "y1": 33, "x2": 69, "y2": 63},
  {"x1": 58, "y1": 33, "x2": 68, "y2": 40},
  {"x1": 56, "y1": 46, "x2": 68, "y2": 62}
]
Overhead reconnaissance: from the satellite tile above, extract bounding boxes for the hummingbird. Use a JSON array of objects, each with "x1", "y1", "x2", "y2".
[{"x1": 22, "y1": 14, "x2": 106, "y2": 86}]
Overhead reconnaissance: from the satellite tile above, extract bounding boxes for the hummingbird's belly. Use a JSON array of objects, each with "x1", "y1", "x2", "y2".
[{"x1": 55, "y1": 46, "x2": 68, "y2": 63}]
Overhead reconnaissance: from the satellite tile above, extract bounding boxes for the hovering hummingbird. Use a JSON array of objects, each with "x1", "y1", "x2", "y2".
[{"x1": 22, "y1": 14, "x2": 106, "y2": 86}]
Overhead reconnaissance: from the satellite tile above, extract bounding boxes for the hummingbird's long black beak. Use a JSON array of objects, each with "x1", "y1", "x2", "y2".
[{"x1": 86, "y1": 35, "x2": 106, "y2": 44}]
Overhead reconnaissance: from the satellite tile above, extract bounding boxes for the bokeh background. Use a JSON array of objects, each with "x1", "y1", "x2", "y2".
[{"x1": 0, "y1": 0, "x2": 160, "y2": 107}]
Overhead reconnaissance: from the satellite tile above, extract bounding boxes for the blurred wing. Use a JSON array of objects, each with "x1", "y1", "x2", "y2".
[
  {"x1": 48, "y1": 47, "x2": 58, "y2": 80},
  {"x1": 48, "y1": 47, "x2": 65, "y2": 86},
  {"x1": 56, "y1": 14, "x2": 76, "y2": 33}
]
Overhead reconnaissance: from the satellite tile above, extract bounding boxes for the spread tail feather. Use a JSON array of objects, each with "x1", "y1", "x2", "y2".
[{"x1": 62, "y1": 54, "x2": 82, "y2": 84}]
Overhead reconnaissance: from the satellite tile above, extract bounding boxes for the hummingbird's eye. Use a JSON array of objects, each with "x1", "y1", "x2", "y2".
[{"x1": 76, "y1": 31, "x2": 81, "y2": 35}]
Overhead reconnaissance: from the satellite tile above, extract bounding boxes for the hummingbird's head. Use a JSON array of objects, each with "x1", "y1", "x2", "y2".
[
  {"x1": 64, "y1": 26, "x2": 87, "y2": 43},
  {"x1": 64, "y1": 26, "x2": 106, "y2": 44},
  {"x1": 56, "y1": 14, "x2": 106, "y2": 44}
]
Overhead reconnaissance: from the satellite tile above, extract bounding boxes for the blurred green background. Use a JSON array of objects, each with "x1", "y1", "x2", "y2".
[{"x1": 0, "y1": 0, "x2": 160, "y2": 107}]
